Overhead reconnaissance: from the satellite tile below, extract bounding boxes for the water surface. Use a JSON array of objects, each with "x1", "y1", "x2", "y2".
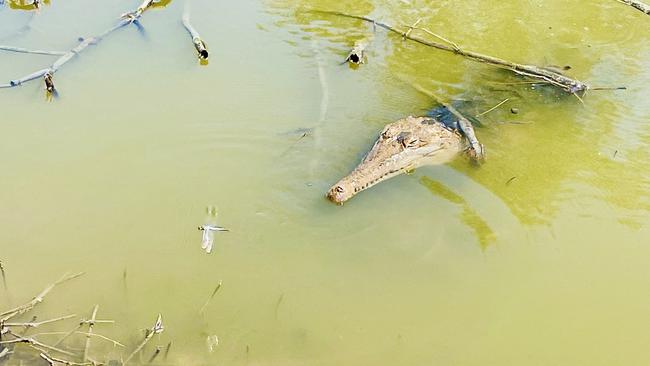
[{"x1": 1, "y1": 0, "x2": 650, "y2": 365}]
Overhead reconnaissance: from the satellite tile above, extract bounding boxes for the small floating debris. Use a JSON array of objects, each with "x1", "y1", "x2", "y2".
[{"x1": 344, "y1": 41, "x2": 366, "y2": 65}]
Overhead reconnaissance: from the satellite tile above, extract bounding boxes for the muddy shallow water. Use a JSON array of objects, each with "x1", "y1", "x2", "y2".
[{"x1": 1, "y1": 0, "x2": 650, "y2": 365}]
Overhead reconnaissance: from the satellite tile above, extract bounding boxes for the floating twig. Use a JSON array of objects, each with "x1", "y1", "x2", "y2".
[
  {"x1": 182, "y1": 2, "x2": 209, "y2": 60},
  {"x1": 199, "y1": 281, "x2": 223, "y2": 314},
  {"x1": 344, "y1": 40, "x2": 366, "y2": 65},
  {"x1": 0, "y1": 45, "x2": 66, "y2": 56},
  {"x1": 82, "y1": 305, "x2": 99, "y2": 362},
  {"x1": 163, "y1": 341, "x2": 172, "y2": 360},
  {"x1": 1, "y1": 330, "x2": 75, "y2": 357},
  {"x1": 476, "y1": 98, "x2": 510, "y2": 117},
  {"x1": 0, "y1": 347, "x2": 12, "y2": 360},
  {"x1": 3, "y1": 314, "x2": 76, "y2": 328},
  {"x1": 39, "y1": 352, "x2": 95, "y2": 366},
  {"x1": 310, "y1": 10, "x2": 589, "y2": 94},
  {"x1": 616, "y1": 0, "x2": 650, "y2": 14},
  {"x1": 0, "y1": 272, "x2": 84, "y2": 322},
  {"x1": 123, "y1": 314, "x2": 164, "y2": 366},
  {"x1": 147, "y1": 346, "x2": 161, "y2": 363},
  {"x1": 506, "y1": 176, "x2": 517, "y2": 185},
  {"x1": 1, "y1": 0, "x2": 160, "y2": 92},
  {"x1": 0, "y1": 260, "x2": 7, "y2": 292}
]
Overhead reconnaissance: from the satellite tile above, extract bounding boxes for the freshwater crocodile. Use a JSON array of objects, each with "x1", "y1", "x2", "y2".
[{"x1": 326, "y1": 112, "x2": 479, "y2": 204}]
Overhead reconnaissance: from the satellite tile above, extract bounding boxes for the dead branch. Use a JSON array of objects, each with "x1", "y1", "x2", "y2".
[
  {"x1": 39, "y1": 352, "x2": 97, "y2": 366},
  {"x1": 344, "y1": 41, "x2": 366, "y2": 65},
  {"x1": 0, "y1": 45, "x2": 66, "y2": 56},
  {"x1": 1, "y1": 329, "x2": 75, "y2": 357},
  {"x1": 3, "y1": 314, "x2": 77, "y2": 328},
  {"x1": 311, "y1": 10, "x2": 589, "y2": 94},
  {"x1": 0, "y1": 0, "x2": 158, "y2": 91},
  {"x1": 199, "y1": 281, "x2": 223, "y2": 314},
  {"x1": 82, "y1": 305, "x2": 99, "y2": 362},
  {"x1": 0, "y1": 272, "x2": 84, "y2": 322},
  {"x1": 123, "y1": 314, "x2": 164, "y2": 365},
  {"x1": 0, "y1": 260, "x2": 7, "y2": 292},
  {"x1": 182, "y1": 3, "x2": 209, "y2": 60},
  {"x1": 617, "y1": 0, "x2": 650, "y2": 14}
]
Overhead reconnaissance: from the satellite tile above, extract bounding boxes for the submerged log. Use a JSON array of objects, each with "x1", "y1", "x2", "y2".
[
  {"x1": 182, "y1": 5, "x2": 209, "y2": 60},
  {"x1": 311, "y1": 10, "x2": 589, "y2": 94},
  {"x1": 617, "y1": 0, "x2": 650, "y2": 14}
]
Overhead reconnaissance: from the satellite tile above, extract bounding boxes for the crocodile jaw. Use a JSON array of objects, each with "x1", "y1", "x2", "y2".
[{"x1": 326, "y1": 116, "x2": 464, "y2": 204}]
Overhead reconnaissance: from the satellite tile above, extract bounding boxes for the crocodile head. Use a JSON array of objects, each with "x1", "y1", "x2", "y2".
[{"x1": 326, "y1": 116, "x2": 465, "y2": 204}]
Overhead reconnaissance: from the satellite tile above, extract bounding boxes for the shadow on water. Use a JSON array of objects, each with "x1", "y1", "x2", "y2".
[{"x1": 420, "y1": 176, "x2": 496, "y2": 249}]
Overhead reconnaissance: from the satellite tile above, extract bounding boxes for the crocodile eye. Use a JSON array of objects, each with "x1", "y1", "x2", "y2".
[
  {"x1": 381, "y1": 131, "x2": 391, "y2": 139},
  {"x1": 335, "y1": 186, "x2": 344, "y2": 193}
]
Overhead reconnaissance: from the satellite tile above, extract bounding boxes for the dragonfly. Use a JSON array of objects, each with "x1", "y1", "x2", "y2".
[
  {"x1": 198, "y1": 206, "x2": 228, "y2": 254},
  {"x1": 198, "y1": 225, "x2": 229, "y2": 254}
]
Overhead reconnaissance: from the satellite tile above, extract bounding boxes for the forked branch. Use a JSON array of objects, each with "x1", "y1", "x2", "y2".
[{"x1": 310, "y1": 10, "x2": 589, "y2": 94}]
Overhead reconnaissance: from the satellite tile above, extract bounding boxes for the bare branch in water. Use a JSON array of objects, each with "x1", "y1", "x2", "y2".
[
  {"x1": 0, "y1": 0, "x2": 162, "y2": 91},
  {"x1": 82, "y1": 305, "x2": 99, "y2": 362},
  {"x1": 0, "y1": 45, "x2": 66, "y2": 56},
  {"x1": 616, "y1": 0, "x2": 650, "y2": 14},
  {"x1": 0, "y1": 272, "x2": 84, "y2": 322},
  {"x1": 123, "y1": 314, "x2": 164, "y2": 365},
  {"x1": 309, "y1": 10, "x2": 589, "y2": 94},
  {"x1": 39, "y1": 352, "x2": 96, "y2": 366},
  {"x1": 182, "y1": 2, "x2": 209, "y2": 60},
  {"x1": 199, "y1": 281, "x2": 223, "y2": 314},
  {"x1": 3, "y1": 314, "x2": 77, "y2": 328},
  {"x1": 1, "y1": 329, "x2": 76, "y2": 357},
  {"x1": 0, "y1": 260, "x2": 7, "y2": 292}
]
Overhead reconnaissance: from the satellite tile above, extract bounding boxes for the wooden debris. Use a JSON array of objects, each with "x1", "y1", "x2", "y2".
[
  {"x1": 0, "y1": 0, "x2": 161, "y2": 91},
  {"x1": 82, "y1": 305, "x2": 99, "y2": 362},
  {"x1": 617, "y1": 0, "x2": 650, "y2": 14},
  {"x1": 199, "y1": 281, "x2": 223, "y2": 314},
  {"x1": 345, "y1": 40, "x2": 366, "y2": 65},
  {"x1": 0, "y1": 260, "x2": 6, "y2": 292},
  {"x1": 0, "y1": 272, "x2": 84, "y2": 322},
  {"x1": 3, "y1": 314, "x2": 76, "y2": 328},
  {"x1": 0, "y1": 45, "x2": 66, "y2": 56},
  {"x1": 123, "y1": 314, "x2": 164, "y2": 366},
  {"x1": 311, "y1": 10, "x2": 589, "y2": 94},
  {"x1": 182, "y1": 3, "x2": 209, "y2": 60}
]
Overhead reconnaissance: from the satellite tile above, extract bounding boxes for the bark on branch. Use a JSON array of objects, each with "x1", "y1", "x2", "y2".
[
  {"x1": 310, "y1": 10, "x2": 589, "y2": 94},
  {"x1": 182, "y1": 4, "x2": 209, "y2": 60},
  {"x1": 617, "y1": 0, "x2": 650, "y2": 14},
  {"x1": 0, "y1": 0, "x2": 159, "y2": 92}
]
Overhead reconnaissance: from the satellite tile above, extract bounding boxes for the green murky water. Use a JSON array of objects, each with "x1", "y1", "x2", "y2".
[{"x1": 1, "y1": 0, "x2": 650, "y2": 364}]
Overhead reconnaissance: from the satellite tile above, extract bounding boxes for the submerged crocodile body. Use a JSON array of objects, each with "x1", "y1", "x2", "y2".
[{"x1": 327, "y1": 114, "x2": 470, "y2": 204}]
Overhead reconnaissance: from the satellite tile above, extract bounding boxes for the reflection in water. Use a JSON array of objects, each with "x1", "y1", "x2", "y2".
[{"x1": 420, "y1": 176, "x2": 495, "y2": 249}]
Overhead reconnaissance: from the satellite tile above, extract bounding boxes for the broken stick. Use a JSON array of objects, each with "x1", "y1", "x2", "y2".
[
  {"x1": 310, "y1": 10, "x2": 589, "y2": 94},
  {"x1": 617, "y1": 0, "x2": 650, "y2": 14},
  {"x1": 0, "y1": 272, "x2": 84, "y2": 322},
  {"x1": 182, "y1": 3, "x2": 209, "y2": 60},
  {"x1": 0, "y1": 0, "x2": 159, "y2": 92},
  {"x1": 123, "y1": 314, "x2": 164, "y2": 365}
]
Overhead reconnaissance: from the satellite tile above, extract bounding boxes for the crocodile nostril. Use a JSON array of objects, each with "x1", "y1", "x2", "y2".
[{"x1": 335, "y1": 186, "x2": 344, "y2": 193}]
